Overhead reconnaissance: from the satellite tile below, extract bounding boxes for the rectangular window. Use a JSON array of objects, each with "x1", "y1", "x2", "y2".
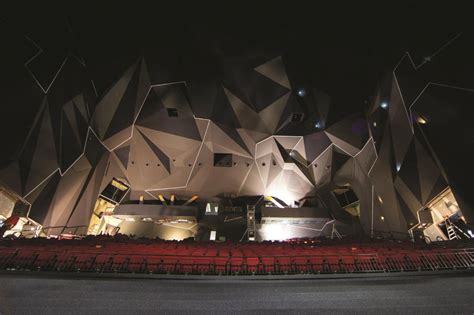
[
  {"x1": 291, "y1": 112, "x2": 304, "y2": 122},
  {"x1": 210, "y1": 230, "x2": 216, "y2": 241},
  {"x1": 213, "y1": 153, "x2": 233, "y2": 167},
  {"x1": 100, "y1": 178, "x2": 130, "y2": 204},
  {"x1": 167, "y1": 108, "x2": 178, "y2": 117}
]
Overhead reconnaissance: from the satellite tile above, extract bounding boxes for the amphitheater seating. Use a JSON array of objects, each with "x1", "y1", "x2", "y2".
[{"x1": 0, "y1": 237, "x2": 472, "y2": 275}]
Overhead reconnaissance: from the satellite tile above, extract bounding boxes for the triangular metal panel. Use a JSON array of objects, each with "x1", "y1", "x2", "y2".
[
  {"x1": 114, "y1": 145, "x2": 131, "y2": 170},
  {"x1": 137, "y1": 129, "x2": 170, "y2": 173},
  {"x1": 396, "y1": 140, "x2": 422, "y2": 203},
  {"x1": 93, "y1": 62, "x2": 137, "y2": 139},
  {"x1": 27, "y1": 171, "x2": 61, "y2": 224},
  {"x1": 254, "y1": 56, "x2": 291, "y2": 89}
]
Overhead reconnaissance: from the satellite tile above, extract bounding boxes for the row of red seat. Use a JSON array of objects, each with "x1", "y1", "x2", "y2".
[{"x1": 0, "y1": 238, "x2": 472, "y2": 275}]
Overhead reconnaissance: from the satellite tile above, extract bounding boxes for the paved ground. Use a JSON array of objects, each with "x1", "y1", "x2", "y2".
[{"x1": 0, "y1": 273, "x2": 473, "y2": 314}]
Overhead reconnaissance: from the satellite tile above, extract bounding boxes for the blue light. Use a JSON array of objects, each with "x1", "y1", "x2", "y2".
[
  {"x1": 380, "y1": 102, "x2": 388, "y2": 109},
  {"x1": 297, "y1": 89, "x2": 306, "y2": 97},
  {"x1": 315, "y1": 122, "x2": 322, "y2": 129}
]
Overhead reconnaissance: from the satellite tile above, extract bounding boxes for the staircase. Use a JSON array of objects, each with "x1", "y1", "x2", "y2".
[{"x1": 445, "y1": 218, "x2": 461, "y2": 240}]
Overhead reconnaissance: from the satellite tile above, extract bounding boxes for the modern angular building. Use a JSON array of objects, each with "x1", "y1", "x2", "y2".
[{"x1": 0, "y1": 32, "x2": 473, "y2": 242}]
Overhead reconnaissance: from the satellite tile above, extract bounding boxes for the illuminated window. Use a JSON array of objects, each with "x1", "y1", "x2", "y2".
[
  {"x1": 426, "y1": 188, "x2": 461, "y2": 223},
  {"x1": 100, "y1": 178, "x2": 130, "y2": 204},
  {"x1": 210, "y1": 230, "x2": 216, "y2": 241},
  {"x1": 205, "y1": 203, "x2": 219, "y2": 215}
]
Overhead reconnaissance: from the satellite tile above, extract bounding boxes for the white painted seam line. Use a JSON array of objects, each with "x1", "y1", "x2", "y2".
[
  {"x1": 393, "y1": 52, "x2": 411, "y2": 73},
  {"x1": 90, "y1": 80, "x2": 99, "y2": 98},
  {"x1": 309, "y1": 144, "x2": 333, "y2": 166},
  {"x1": 367, "y1": 136, "x2": 379, "y2": 177},
  {"x1": 161, "y1": 223, "x2": 194, "y2": 231},
  {"x1": 26, "y1": 68, "x2": 48, "y2": 94},
  {"x1": 145, "y1": 185, "x2": 188, "y2": 192},
  {"x1": 408, "y1": 83, "x2": 432, "y2": 111},
  {"x1": 289, "y1": 137, "x2": 303, "y2": 153},
  {"x1": 23, "y1": 124, "x2": 92, "y2": 197},
  {"x1": 145, "y1": 190, "x2": 159, "y2": 200},
  {"x1": 131, "y1": 86, "x2": 152, "y2": 125},
  {"x1": 22, "y1": 168, "x2": 61, "y2": 199},
  {"x1": 18, "y1": 99, "x2": 48, "y2": 154},
  {"x1": 24, "y1": 36, "x2": 48, "y2": 93},
  {"x1": 331, "y1": 143, "x2": 355, "y2": 158},
  {"x1": 86, "y1": 127, "x2": 113, "y2": 153},
  {"x1": 150, "y1": 81, "x2": 187, "y2": 88},
  {"x1": 430, "y1": 32, "x2": 462, "y2": 58},
  {"x1": 292, "y1": 219, "x2": 335, "y2": 232},
  {"x1": 353, "y1": 137, "x2": 374, "y2": 158},
  {"x1": 45, "y1": 56, "x2": 69, "y2": 94},
  {"x1": 224, "y1": 216, "x2": 243, "y2": 223},
  {"x1": 105, "y1": 81, "x2": 195, "y2": 153},
  {"x1": 393, "y1": 33, "x2": 461, "y2": 73},
  {"x1": 414, "y1": 32, "x2": 463, "y2": 70},
  {"x1": 429, "y1": 82, "x2": 474, "y2": 93},
  {"x1": 238, "y1": 163, "x2": 254, "y2": 195},
  {"x1": 59, "y1": 153, "x2": 86, "y2": 176},
  {"x1": 393, "y1": 72, "x2": 415, "y2": 135},
  {"x1": 24, "y1": 36, "x2": 43, "y2": 65},
  {"x1": 240, "y1": 228, "x2": 249, "y2": 242},
  {"x1": 254, "y1": 143, "x2": 266, "y2": 188},
  {"x1": 25, "y1": 122, "x2": 116, "y2": 198},
  {"x1": 256, "y1": 135, "x2": 301, "y2": 146},
  {"x1": 144, "y1": 118, "x2": 210, "y2": 193},
  {"x1": 184, "y1": 119, "x2": 211, "y2": 187},
  {"x1": 74, "y1": 54, "x2": 86, "y2": 67}
]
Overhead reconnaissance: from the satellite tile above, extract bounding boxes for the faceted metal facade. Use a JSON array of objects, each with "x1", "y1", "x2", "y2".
[{"x1": 1, "y1": 33, "x2": 473, "y2": 237}]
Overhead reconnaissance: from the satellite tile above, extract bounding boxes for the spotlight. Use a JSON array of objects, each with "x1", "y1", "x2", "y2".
[
  {"x1": 378, "y1": 195, "x2": 383, "y2": 204},
  {"x1": 380, "y1": 102, "x2": 388, "y2": 109},
  {"x1": 396, "y1": 163, "x2": 401, "y2": 172},
  {"x1": 314, "y1": 121, "x2": 322, "y2": 129},
  {"x1": 417, "y1": 116, "x2": 428, "y2": 124},
  {"x1": 297, "y1": 88, "x2": 306, "y2": 97}
]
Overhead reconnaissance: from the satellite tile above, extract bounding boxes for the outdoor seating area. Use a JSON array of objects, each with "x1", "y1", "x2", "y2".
[{"x1": 0, "y1": 237, "x2": 472, "y2": 276}]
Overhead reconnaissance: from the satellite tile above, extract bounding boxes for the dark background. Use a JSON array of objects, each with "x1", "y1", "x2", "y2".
[{"x1": 0, "y1": 2, "x2": 472, "y2": 166}]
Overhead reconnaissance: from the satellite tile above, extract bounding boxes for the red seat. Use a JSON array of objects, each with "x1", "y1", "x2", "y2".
[
  {"x1": 261, "y1": 257, "x2": 275, "y2": 273},
  {"x1": 214, "y1": 257, "x2": 229, "y2": 274},
  {"x1": 245, "y1": 257, "x2": 259, "y2": 274},
  {"x1": 230, "y1": 257, "x2": 243, "y2": 273}
]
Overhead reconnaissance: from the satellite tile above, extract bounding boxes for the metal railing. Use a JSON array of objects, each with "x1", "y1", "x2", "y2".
[
  {"x1": 40, "y1": 225, "x2": 89, "y2": 236},
  {"x1": 1, "y1": 248, "x2": 472, "y2": 275},
  {"x1": 370, "y1": 230, "x2": 412, "y2": 241}
]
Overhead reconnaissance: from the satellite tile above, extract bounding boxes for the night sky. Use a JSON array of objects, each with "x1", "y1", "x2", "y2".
[{"x1": 0, "y1": 2, "x2": 472, "y2": 166}]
